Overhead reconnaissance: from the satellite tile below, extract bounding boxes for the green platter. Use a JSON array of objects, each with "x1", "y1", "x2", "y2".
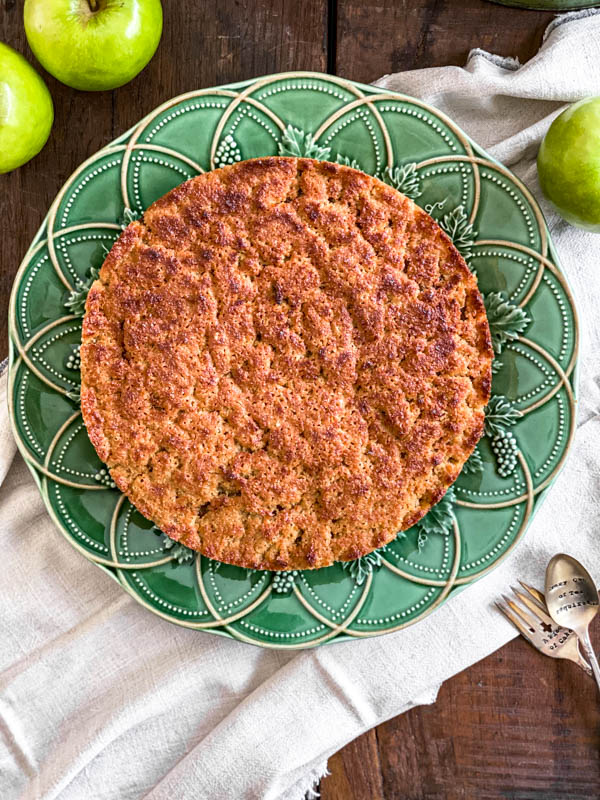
[{"x1": 8, "y1": 72, "x2": 578, "y2": 649}]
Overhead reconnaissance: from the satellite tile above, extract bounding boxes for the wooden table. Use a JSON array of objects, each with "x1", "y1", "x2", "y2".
[{"x1": 2, "y1": 1, "x2": 599, "y2": 796}]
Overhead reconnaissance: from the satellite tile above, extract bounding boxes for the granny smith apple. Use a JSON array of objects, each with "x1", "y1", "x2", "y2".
[
  {"x1": 537, "y1": 97, "x2": 600, "y2": 233},
  {"x1": 0, "y1": 43, "x2": 53, "y2": 174},
  {"x1": 24, "y1": 0, "x2": 163, "y2": 92}
]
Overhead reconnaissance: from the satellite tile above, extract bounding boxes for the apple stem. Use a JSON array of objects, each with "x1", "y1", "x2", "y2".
[{"x1": 88, "y1": 0, "x2": 98, "y2": 10}]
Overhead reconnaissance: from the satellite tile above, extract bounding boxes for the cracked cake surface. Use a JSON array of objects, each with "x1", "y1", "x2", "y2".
[{"x1": 80, "y1": 156, "x2": 492, "y2": 570}]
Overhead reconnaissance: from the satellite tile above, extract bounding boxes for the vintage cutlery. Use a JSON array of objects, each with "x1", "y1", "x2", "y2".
[
  {"x1": 496, "y1": 580, "x2": 592, "y2": 676},
  {"x1": 545, "y1": 554, "x2": 600, "y2": 692}
]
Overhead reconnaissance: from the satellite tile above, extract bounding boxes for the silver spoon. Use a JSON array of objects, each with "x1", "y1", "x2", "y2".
[{"x1": 545, "y1": 553, "x2": 600, "y2": 693}]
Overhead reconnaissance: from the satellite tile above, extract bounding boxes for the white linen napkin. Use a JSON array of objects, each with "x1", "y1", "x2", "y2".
[{"x1": 3, "y1": 10, "x2": 600, "y2": 799}]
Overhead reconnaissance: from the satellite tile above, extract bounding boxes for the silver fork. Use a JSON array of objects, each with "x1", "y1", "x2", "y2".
[{"x1": 496, "y1": 581, "x2": 592, "y2": 676}]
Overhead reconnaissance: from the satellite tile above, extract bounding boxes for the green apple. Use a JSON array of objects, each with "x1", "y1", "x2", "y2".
[
  {"x1": 24, "y1": 0, "x2": 163, "y2": 92},
  {"x1": 537, "y1": 97, "x2": 600, "y2": 233},
  {"x1": 0, "y1": 43, "x2": 53, "y2": 174}
]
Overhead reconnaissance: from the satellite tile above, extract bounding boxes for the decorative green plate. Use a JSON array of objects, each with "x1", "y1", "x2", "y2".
[{"x1": 8, "y1": 72, "x2": 578, "y2": 649}]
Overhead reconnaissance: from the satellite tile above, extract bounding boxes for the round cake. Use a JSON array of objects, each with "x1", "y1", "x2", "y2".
[{"x1": 81, "y1": 157, "x2": 492, "y2": 570}]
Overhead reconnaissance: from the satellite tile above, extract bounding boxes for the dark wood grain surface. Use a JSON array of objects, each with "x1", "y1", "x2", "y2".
[
  {"x1": 321, "y1": 623, "x2": 600, "y2": 800},
  {"x1": 2, "y1": 1, "x2": 598, "y2": 797},
  {"x1": 335, "y1": 0, "x2": 553, "y2": 82}
]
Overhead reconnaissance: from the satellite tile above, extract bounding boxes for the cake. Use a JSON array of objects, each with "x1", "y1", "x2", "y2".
[{"x1": 80, "y1": 157, "x2": 492, "y2": 570}]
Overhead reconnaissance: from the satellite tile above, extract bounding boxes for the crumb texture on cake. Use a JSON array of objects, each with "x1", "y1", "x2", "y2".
[{"x1": 80, "y1": 157, "x2": 492, "y2": 570}]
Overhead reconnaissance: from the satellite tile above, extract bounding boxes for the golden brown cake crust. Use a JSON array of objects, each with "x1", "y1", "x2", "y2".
[{"x1": 81, "y1": 157, "x2": 492, "y2": 570}]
